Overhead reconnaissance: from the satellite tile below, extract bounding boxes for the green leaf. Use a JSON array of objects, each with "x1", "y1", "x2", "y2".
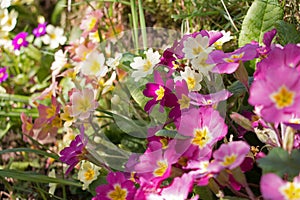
[
  {"x1": 227, "y1": 77, "x2": 253, "y2": 97},
  {"x1": 0, "y1": 148, "x2": 59, "y2": 160},
  {"x1": 193, "y1": 185, "x2": 215, "y2": 200},
  {"x1": 51, "y1": 0, "x2": 66, "y2": 24},
  {"x1": 257, "y1": 147, "x2": 300, "y2": 178},
  {"x1": 0, "y1": 122, "x2": 12, "y2": 140},
  {"x1": 239, "y1": 0, "x2": 283, "y2": 47},
  {"x1": 275, "y1": 20, "x2": 300, "y2": 45},
  {"x1": 223, "y1": 197, "x2": 249, "y2": 200},
  {"x1": 0, "y1": 169, "x2": 82, "y2": 187},
  {"x1": 155, "y1": 129, "x2": 189, "y2": 139}
]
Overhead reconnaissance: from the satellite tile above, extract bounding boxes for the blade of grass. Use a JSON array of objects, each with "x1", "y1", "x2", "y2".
[
  {"x1": 0, "y1": 148, "x2": 59, "y2": 160},
  {"x1": 130, "y1": 0, "x2": 139, "y2": 50},
  {"x1": 0, "y1": 169, "x2": 82, "y2": 187},
  {"x1": 138, "y1": 0, "x2": 147, "y2": 49}
]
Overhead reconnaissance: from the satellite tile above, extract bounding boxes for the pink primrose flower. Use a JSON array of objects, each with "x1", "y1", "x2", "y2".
[
  {"x1": 208, "y1": 141, "x2": 250, "y2": 173},
  {"x1": 261, "y1": 173, "x2": 300, "y2": 200},
  {"x1": 207, "y1": 43, "x2": 259, "y2": 74},
  {"x1": 93, "y1": 172, "x2": 136, "y2": 200}
]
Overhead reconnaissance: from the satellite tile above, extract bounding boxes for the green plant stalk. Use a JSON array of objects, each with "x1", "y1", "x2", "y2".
[
  {"x1": 0, "y1": 169, "x2": 82, "y2": 187},
  {"x1": 0, "y1": 110, "x2": 39, "y2": 118},
  {"x1": 0, "y1": 148, "x2": 59, "y2": 160},
  {"x1": 130, "y1": 0, "x2": 139, "y2": 50},
  {"x1": 138, "y1": 0, "x2": 147, "y2": 49}
]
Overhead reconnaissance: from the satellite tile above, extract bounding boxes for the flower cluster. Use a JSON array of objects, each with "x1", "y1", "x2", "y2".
[{"x1": 2, "y1": 1, "x2": 299, "y2": 199}]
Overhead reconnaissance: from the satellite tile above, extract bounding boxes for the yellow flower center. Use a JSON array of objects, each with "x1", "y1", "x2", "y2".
[
  {"x1": 17, "y1": 38, "x2": 23, "y2": 45},
  {"x1": 222, "y1": 154, "x2": 237, "y2": 166},
  {"x1": 153, "y1": 160, "x2": 168, "y2": 177},
  {"x1": 270, "y1": 85, "x2": 295, "y2": 109},
  {"x1": 0, "y1": 72, "x2": 4, "y2": 78},
  {"x1": 160, "y1": 138, "x2": 168, "y2": 149},
  {"x1": 88, "y1": 17, "x2": 98, "y2": 31},
  {"x1": 224, "y1": 52, "x2": 244, "y2": 63},
  {"x1": 84, "y1": 167, "x2": 95, "y2": 181},
  {"x1": 107, "y1": 184, "x2": 127, "y2": 200},
  {"x1": 90, "y1": 61, "x2": 101, "y2": 73},
  {"x1": 143, "y1": 60, "x2": 152, "y2": 72},
  {"x1": 187, "y1": 77, "x2": 196, "y2": 90},
  {"x1": 155, "y1": 86, "x2": 165, "y2": 101},
  {"x1": 192, "y1": 46, "x2": 204, "y2": 56},
  {"x1": 77, "y1": 97, "x2": 92, "y2": 112},
  {"x1": 50, "y1": 33, "x2": 56, "y2": 39},
  {"x1": 178, "y1": 94, "x2": 190, "y2": 110},
  {"x1": 191, "y1": 127, "x2": 211, "y2": 148},
  {"x1": 46, "y1": 105, "x2": 56, "y2": 119},
  {"x1": 280, "y1": 182, "x2": 300, "y2": 200}
]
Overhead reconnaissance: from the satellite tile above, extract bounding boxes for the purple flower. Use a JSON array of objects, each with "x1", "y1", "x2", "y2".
[
  {"x1": 12, "y1": 32, "x2": 29, "y2": 50},
  {"x1": 260, "y1": 173, "x2": 300, "y2": 200},
  {"x1": 254, "y1": 44, "x2": 300, "y2": 80},
  {"x1": 208, "y1": 141, "x2": 250, "y2": 173},
  {"x1": 143, "y1": 71, "x2": 177, "y2": 113},
  {"x1": 59, "y1": 126, "x2": 87, "y2": 175},
  {"x1": 93, "y1": 172, "x2": 136, "y2": 200},
  {"x1": 134, "y1": 141, "x2": 178, "y2": 185},
  {"x1": 249, "y1": 61, "x2": 300, "y2": 123},
  {"x1": 177, "y1": 107, "x2": 227, "y2": 153},
  {"x1": 0, "y1": 67, "x2": 8, "y2": 83},
  {"x1": 257, "y1": 28, "x2": 277, "y2": 57},
  {"x1": 189, "y1": 89, "x2": 232, "y2": 107},
  {"x1": 33, "y1": 22, "x2": 47, "y2": 37},
  {"x1": 207, "y1": 43, "x2": 259, "y2": 74}
]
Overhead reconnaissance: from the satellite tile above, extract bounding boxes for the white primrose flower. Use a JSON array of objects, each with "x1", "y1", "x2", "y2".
[
  {"x1": 180, "y1": 67, "x2": 203, "y2": 91},
  {"x1": 213, "y1": 30, "x2": 234, "y2": 49},
  {"x1": 182, "y1": 34, "x2": 213, "y2": 59},
  {"x1": 1, "y1": 9, "x2": 18, "y2": 32},
  {"x1": 78, "y1": 161, "x2": 101, "y2": 190},
  {"x1": 42, "y1": 25, "x2": 67, "y2": 49},
  {"x1": 0, "y1": 0, "x2": 11, "y2": 8},
  {"x1": 51, "y1": 49, "x2": 67, "y2": 77},
  {"x1": 79, "y1": 50, "x2": 108, "y2": 78},
  {"x1": 102, "y1": 71, "x2": 116, "y2": 94},
  {"x1": 191, "y1": 52, "x2": 215, "y2": 76},
  {"x1": 130, "y1": 48, "x2": 160, "y2": 82},
  {"x1": 106, "y1": 53, "x2": 122, "y2": 70},
  {"x1": 48, "y1": 169, "x2": 57, "y2": 195}
]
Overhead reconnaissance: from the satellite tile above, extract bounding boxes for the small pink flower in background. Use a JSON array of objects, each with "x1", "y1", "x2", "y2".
[
  {"x1": 12, "y1": 32, "x2": 29, "y2": 50},
  {"x1": 249, "y1": 64, "x2": 300, "y2": 123},
  {"x1": 71, "y1": 88, "x2": 98, "y2": 120},
  {"x1": 59, "y1": 126, "x2": 87, "y2": 175},
  {"x1": 207, "y1": 43, "x2": 258, "y2": 74},
  {"x1": 260, "y1": 173, "x2": 300, "y2": 200},
  {"x1": 93, "y1": 171, "x2": 136, "y2": 200},
  {"x1": 33, "y1": 22, "x2": 47, "y2": 37},
  {"x1": 0, "y1": 67, "x2": 8, "y2": 83},
  {"x1": 80, "y1": 10, "x2": 103, "y2": 37},
  {"x1": 208, "y1": 141, "x2": 249, "y2": 173}
]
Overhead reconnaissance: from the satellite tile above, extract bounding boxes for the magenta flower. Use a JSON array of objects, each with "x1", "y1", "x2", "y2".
[
  {"x1": 207, "y1": 43, "x2": 259, "y2": 74},
  {"x1": 257, "y1": 28, "x2": 277, "y2": 57},
  {"x1": 254, "y1": 44, "x2": 300, "y2": 79},
  {"x1": 177, "y1": 107, "x2": 227, "y2": 150},
  {"x1": 208, "y1": 141, "x2": 249, "y2": 173},
  {"x1": 143, "y1": 71, "x2": 177, "y2": 113},
  {"x1": 189, "y1": 89, "x2": 232, "y2": 107},
  {"x1": 93, "y1": 172, "x2": 136, "y2": 200},
  {"x1": 249, "y1": 63, "x2": 300, "y2": 123},
  {"x1": 33, "y1": 22, "x2": 47, "y2": 37},
  {"x1": 0, "y1": 67, "x2": 8, "y2": 83},
  {"x1": 12, "y1": 32, "x2": 29, "y2": 50},
  {"x1": 134, "y1": 141, "x2": 178, "y2": 184},
  {"x1": 260, "y1": 173, "x2": 300, "y2": 200},
  {"x1": 59, "y1": 126, "x2": 87, "y2": 175}
]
